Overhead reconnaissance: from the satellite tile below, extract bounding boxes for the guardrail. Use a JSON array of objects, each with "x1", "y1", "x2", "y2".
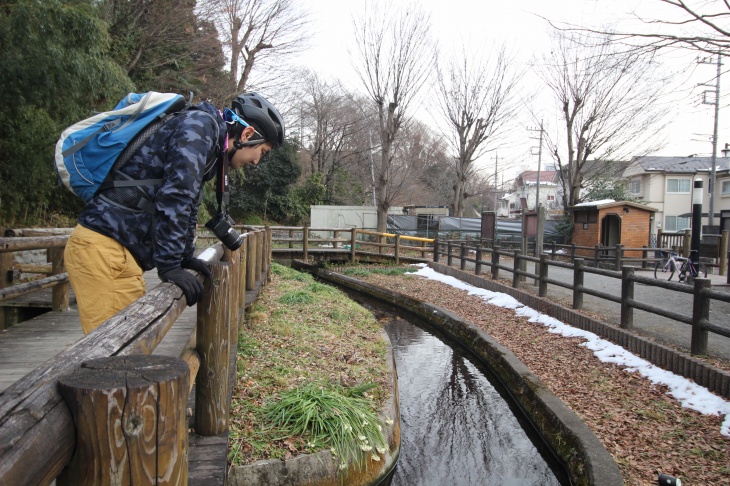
[
  {"x1": 435, "y1": 240, "x2": 730, "y2": 357},
  {"x1": 0, "y1": 228, "x2": 271, "y2": 486}
]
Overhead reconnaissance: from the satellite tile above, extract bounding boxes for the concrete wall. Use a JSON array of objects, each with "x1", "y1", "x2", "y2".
[{"x1": 310, "y1": 206, "x2": 403, "y2": 230}]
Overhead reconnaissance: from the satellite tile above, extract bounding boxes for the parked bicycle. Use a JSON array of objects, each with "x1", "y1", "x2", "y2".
[{"x1": 654, "y1": 250, "x2": 708, "y2": 282}]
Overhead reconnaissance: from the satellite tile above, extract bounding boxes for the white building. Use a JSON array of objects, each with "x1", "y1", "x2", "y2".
[
  {"x1": 499, "y1": 170, "x2": 559, "y2": 218},
  {"x1": 622, "y1": 156, "x2": 730, "y2": 234}
]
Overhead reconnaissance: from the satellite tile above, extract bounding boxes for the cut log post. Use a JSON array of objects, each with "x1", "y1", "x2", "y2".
[
  {"x1": 195, "y1": 262, "x2": 231, "y2": 436},
  {"x1": 57, "y1": 355, "x2": 190, "y2": 486}
]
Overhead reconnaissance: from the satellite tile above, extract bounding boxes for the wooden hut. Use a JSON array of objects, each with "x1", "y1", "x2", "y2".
[{"x1": 571, "y1": 200, "x2": 656, "y2": 258}]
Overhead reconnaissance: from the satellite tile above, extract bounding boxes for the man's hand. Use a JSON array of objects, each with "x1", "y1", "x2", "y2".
[
  {"x1": 159, "y1": 267, "x2": 204, "y2": 306},
  {"x1": 182, "y1": 257, "x2": 212, "y2": 277}
]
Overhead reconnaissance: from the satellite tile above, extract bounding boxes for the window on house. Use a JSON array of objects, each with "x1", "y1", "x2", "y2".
[
  {"x1": 547, "y1": 195, "x2": 555, "y2": 201},
  {"x1": 666, "y1": 178, "x2": 691, "y2": 193},
  {"x1": 722, "y1": 180, "x2": 730, "y2": 195},
  {"x1": 630, "y1": 179, "x2": 641, "y2": 194},
  {"x1": 665, "y1": 215, "x2": 691, "y2": 231}
]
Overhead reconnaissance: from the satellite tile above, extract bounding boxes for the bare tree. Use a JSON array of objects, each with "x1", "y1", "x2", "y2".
[
  {"x1": 436, "y1": 46, "x2": 523, "y2": 216},
  {"x1": 537, "y1": 31, "x2": 672, "y2": 218},
  {"x1": 198, "y1": 0, "x2": 310, "y2": 95},
  {"x1": 387, "y1": 120, "x2": 449, "y2": 207},
  {"x1": 565, "y1": 1, "x2": 730, "y2": 56},
  {"x1": 295, "y1": 73, "x2": 373, "y2": 204},
  {"x1": 352, "y1": 1, "x2": 434, "y2": 232}
]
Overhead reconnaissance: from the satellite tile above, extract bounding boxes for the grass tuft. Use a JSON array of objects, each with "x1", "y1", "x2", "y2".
[
  {"x1": 277, "y1": 289, "x2": 316, "y2": 305},
  {"x1": 264, "y1": 381, "x2": 387, "y2": 473}
]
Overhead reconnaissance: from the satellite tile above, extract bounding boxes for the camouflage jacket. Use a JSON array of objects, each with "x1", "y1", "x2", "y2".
[{"x1": 78, "y1": 101, "x2": 227, "y2": 272}]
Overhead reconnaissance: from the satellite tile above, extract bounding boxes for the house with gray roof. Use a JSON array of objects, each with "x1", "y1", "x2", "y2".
[{"x1": 622, "y1": 156, "x2": 730, "y2": 235}]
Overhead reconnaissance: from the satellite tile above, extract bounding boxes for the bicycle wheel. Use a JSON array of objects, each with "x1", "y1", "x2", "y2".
[{"x1": 654, "y1": 258, "x2": 675, "y2": 280}]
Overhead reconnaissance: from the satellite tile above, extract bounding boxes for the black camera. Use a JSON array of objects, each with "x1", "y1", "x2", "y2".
[{"x1": 205, "y1": 212, "x2": 243, "y2": 250}]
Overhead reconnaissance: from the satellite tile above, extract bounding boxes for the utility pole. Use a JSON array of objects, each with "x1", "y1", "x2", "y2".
[
  {"x1": 700, "y1": 52, "x2": 722, "y2": 227},
  {"x1": 528, "y1": 121, "x2": 545, "y2": 211},
  {"x1": 494, "y1": 153, "x2": 499, "y2": 212}
]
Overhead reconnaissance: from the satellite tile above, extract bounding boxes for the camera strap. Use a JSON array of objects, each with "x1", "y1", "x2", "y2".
[{"x1": 216, "y1": 152, "x2": 230, "y2": 213}]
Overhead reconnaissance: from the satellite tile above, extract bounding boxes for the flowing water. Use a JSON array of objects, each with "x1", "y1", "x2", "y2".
[{"x1": 371, "y1": 308, "x2": 569, "y2": 486}]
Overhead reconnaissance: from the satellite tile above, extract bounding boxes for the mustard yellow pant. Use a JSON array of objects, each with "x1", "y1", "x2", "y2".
[{"x1": 65, "y1": 225, "x2": 146, "y2": 334}]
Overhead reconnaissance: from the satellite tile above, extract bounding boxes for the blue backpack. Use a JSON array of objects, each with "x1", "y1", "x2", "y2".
[{"x1": 54, "y1": 92, "x2": 189, "y2": 203}]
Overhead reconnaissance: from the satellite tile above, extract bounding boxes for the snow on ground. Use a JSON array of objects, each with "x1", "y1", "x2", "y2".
[{"x1": 410, "y1": 264, "x2": 730, "y2": 437}]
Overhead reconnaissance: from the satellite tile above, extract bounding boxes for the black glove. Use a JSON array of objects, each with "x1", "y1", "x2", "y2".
[
  {"x1": 159, "y1": 267, "x2": 204, "y2": 306},
  {"x1": 182, "y1": 257, "x2": 212, "y2": 278}
]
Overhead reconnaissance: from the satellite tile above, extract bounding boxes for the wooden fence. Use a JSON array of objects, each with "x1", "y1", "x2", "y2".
[
  {"x1": 0, "y1": 227, "x2": 271, "y2": 486},
  {"x1": 435, "y1": 240, "x2": 730, "y2": 357},
  {"x1": 198, "y1": 226, "x2": 434, "y2": 264}
]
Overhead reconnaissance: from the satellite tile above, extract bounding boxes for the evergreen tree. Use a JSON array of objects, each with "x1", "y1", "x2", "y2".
[
  {"x1": 0, "y1": 0, "x2": 132, "y2": 224},
  {"x1": 228, "y1": 141, "x2": 304, "y2": 224}
]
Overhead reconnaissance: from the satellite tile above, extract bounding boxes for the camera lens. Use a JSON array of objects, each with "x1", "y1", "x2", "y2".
[
  {"x1": 205, "y1": 213, "x2": 243, "y2": 251},
  {"x1": 221, "y1": 226, "x2": 243, "y2": 250}
]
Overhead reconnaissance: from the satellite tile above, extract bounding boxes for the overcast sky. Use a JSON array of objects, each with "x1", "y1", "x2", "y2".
[{"x1": 295, "y1": 0, "x2": 729, "y2": 180}]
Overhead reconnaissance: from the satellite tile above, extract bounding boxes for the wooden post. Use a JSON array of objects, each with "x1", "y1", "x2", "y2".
[
  {"x1": 460, "y1": 242, "x2": 466, "y2": 270},
  {"x1": 682, "y1": 229, "x2": 691, "y2": 258},
  {"x1": 691, "y1": 278, "x2": 711, "y2": 356},
  {"x1": 57, "y1": 355, "x2": 190, "y2": 486},
  {"x1": 394, "y1": 235, "x2": 400, "y2": 265},
  {"x1": 538, "y1": 253, "x2": 548, "y2": 297},
  {"x1": 621, "y1": 266, "x2": 634, "y2": 330},
  {"x1": 49, "y1": 247, "x2": 69, "y2": 312},
  {"x1": 333, "y1": 230, "x2": 340, "y2": 249},
  {"x1": 447, "y1": 242, "x2": 453, "y2": 266},
  {"x1": 255, "y1": 231, "x2": 263, "y2": 283},
  {"x1": 238, "y1": 235, "x2": 248, "y2": 309},
  {"x1": 614, "y1": 244, "x2": 623, "y2": 271},
  {"x1": 475, "y1": 246, "x2": 483, "y2": 275},
  {"x1": 0, "y1": 243, "x2": 13, "y2": 330},
  {"x1": 570, "y1": 243, "x2": 576, "y2": 262},
  {"x1": 246, "y1": 232, "x2": 256, "y2": 291},
  {"x1": 657, "y1": 228, "x2": 664, "y2": 250},
  {"x1": 223, "y1": 248, "x2": 241, "y2": 347},
  {"x1": 642, "y1": 246, "x2": 648, "y2": 269},
  {"x1": 303, "y1": 225, "x2": 309, "y2": 261},
  {"x1": 433, "y1": 239, "x2": 440, "y2": 263},
  {"x1": 196, "y1": 262, "x2": 231, "y2": 435},
  {"x1": 536, "y1": 205, "x2": 545, "y2": 257},
  {"x1": 350, "y1": 230, "x2": 357, "y2": 263},
  {"x1": 550, "y1": 241, "x2": 557, "y2": 260},
  {"x1": 492, "y1": 246, "x2": 500, "y2": 280},
  {"x1": 720, "y1": 230, "x2": 729, "y2": 276},
  {"x1": 594, "y1": 244, "x2": 600, "y2": 267},
  {"x1": 265, "y1": 225, "x2": 272, "y2": 283},
  {"x1": 573, "y1": 258, "x2": 585, "y2": 310},
  {"x1": 512, "y1": 250, "x2": 521, "y2": 289},
  {"x1": 288, "y1": 229, "x2": 294, "y2": 249}
]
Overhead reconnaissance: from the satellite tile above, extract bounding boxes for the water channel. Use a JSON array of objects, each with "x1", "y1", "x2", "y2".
[{"x1": 359, "y1": 302, "x2": 570, "y2": 485}]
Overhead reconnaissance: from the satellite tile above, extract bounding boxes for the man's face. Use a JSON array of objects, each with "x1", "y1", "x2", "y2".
[{"x1": 230, "y1": 142, "x2": 274, "y2": 169}]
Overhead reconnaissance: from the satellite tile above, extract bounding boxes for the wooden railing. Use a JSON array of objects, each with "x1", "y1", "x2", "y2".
[
  {"x1": 0, "y1": 227, "x2": 271, "y2": 486},
  {"x1": 434, "y1": 240, "x2": 730, "y2": 357},
  {"x1": 197, "y1": 226, "x2": 435, "y2": 264}
]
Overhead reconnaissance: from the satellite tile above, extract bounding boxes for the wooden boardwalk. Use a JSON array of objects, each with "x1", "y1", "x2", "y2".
[{"x1": 0, "y1": 272, "x2": 198, "y2": 392}]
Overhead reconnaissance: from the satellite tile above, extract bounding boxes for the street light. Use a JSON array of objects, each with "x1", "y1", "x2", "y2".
[{"x1": 722, "y1": 143, "x2": 730, "y2": 158}]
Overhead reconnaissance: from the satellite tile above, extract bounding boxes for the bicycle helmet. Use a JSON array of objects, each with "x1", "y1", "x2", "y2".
[{"x1": 231, "y1": 92, "x2": 285, "y2": 148}]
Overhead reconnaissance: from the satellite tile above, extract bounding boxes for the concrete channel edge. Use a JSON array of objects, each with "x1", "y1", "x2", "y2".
[{"x1": 299, "y1": 262, "x2": 623, "y2": 486}]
